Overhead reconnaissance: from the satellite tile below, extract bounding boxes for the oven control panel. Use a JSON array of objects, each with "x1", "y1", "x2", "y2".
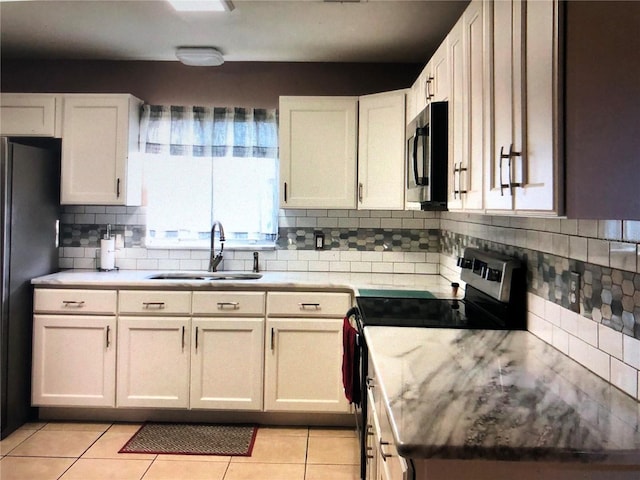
[{"x1": 457, "y1": 248, "x2": 522, "y2": 303}]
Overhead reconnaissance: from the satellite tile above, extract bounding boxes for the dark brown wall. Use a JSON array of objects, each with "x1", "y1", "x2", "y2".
[
  {"x1": 565, "y1": 1, "x2": 640, "y2": 220},
  {"x1": 0, "y1": 60, "x2": 422, "y2": 109}
]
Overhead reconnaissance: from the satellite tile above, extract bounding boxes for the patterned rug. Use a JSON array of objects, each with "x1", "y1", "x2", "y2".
[{"x1": 119, "y1": 423, "x2": 258, "y2": 456}]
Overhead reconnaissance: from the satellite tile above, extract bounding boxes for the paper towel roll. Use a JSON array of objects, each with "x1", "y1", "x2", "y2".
[{"x1": 100, "y1": 238, "x2": 115, "y2": 271}]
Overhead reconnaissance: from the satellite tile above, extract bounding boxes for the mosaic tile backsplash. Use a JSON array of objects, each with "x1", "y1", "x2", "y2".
[{"x1": 440, "y1": 230, "x2": 640, "y2": 339}]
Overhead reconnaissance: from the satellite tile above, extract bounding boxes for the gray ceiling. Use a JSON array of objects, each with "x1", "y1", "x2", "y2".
[{"x1": 0, "y1": 0, "x2": 469, "y2": 63}]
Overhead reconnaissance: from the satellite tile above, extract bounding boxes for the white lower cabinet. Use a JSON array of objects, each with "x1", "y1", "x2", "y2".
[
  {"x1": 33, "y1": 287, "x2": 352, "y2": 416},
  {"x1": 32, "y1": 288, "x2": 117, "y2": 407},
  {"x1": 368, "y1": 353, "x2": 410, "y2": 480},
  {"x1": 264, "y1": 318, "x2": 348, "y2": 413},
  {"x1": 116, "y1": 317, "x2": 191, "y2": 408},
  {"x1": 265, "y1": 291, "x2": 351, "y2": 413},
  {"x1": 32, "y1": 315, "x2": 116, "y2": 407},
  {"x1": 190, "y1": 318, "x2": 264, "y2": 411}
]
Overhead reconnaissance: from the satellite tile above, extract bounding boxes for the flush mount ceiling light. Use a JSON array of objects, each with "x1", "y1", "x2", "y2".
[
  {"x1": 168, "y1": 0, "x2": 234, "y2": 12},
  {"x1": 176, "y1": 47, "x2": 224, "y2": 66}
]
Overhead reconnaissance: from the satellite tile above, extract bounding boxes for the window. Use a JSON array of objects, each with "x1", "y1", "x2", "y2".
[{"x1": 140, "y1": 106, "x2": 279, "y2": 249}]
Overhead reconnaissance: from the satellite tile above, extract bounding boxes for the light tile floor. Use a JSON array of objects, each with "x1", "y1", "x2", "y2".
[{"x1": 0, "y1": 422, "x2": 360, "y2": 480}]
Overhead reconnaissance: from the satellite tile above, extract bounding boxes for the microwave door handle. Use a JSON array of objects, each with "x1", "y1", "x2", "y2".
[{"x1": 412, "y1": 128, "x2": 421, "y2": 186}]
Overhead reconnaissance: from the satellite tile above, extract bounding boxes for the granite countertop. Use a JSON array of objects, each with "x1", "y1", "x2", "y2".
[
  {"x1": 365, "y1": 327, "x2": 640, "y2": 464},
  {"x1": 30, "y1": 270, "x2": 461, "y2": 298}
]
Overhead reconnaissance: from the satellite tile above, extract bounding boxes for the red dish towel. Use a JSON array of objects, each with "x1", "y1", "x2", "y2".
[{"x1": 342, "y1": 315, "x2": 361, "y2": 405}]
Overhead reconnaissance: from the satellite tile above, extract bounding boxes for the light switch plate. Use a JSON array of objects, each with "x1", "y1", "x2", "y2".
[{"x1": 569, "y1": 272, "x2": 580, "y2": 313}]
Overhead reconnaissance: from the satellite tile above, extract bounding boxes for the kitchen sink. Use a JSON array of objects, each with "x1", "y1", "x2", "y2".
[{"x1": 146, "y1": 272, "x2": 262, "y2": 281}]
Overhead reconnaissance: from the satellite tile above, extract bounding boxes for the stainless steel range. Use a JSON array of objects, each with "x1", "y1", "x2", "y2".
[{"x1": 352, "y1": 248, "x2": 527, "y2": 480}]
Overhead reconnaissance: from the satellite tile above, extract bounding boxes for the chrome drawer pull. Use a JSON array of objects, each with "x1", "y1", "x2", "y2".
[
  {"x1": 142, "y1": 302, "x2": 165, "y2": 309},
  {"x1": 217, "y1": 302, "x2": 240, "y2": 310},
  {"x1": 299, "y1": 303, "x2": 320, "y2": 310},
  {"x1": 62, "y1": 300, "x2": 85, "y2": 308}
]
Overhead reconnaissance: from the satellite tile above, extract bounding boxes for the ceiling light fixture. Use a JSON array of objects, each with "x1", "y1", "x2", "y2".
[
  {"x1": 168, "y1": 0, "x2": 234, "y2": 12},
  {"x1": 176, "y1": 47, "x2": 224, "y2": 66}
]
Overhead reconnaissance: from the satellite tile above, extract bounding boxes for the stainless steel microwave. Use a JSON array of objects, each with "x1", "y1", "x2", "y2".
[{"x1": 406, "y1": 101, "x2": 448, "y2": 210}]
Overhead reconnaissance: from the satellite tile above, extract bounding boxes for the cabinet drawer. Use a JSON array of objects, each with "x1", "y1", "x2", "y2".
[
  {"x1": 267, "y1": 291, "x2": 351, "y2": 317},
  {"x1": 192, "y1": 291, "x2": 265, "y2": 316},
  {"x1": 34, "y1": 289, "x2": 117, "y2": 315},
  {"x1": 119, "y1": 290, "x2": 191, "y2": 315}
]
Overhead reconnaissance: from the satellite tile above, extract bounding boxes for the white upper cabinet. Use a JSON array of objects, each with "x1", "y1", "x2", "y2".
[
  {"x1": 485, "y1": 0, "x2": 561, "y2": 215},
  {"x1": 61, "y1": 94, "x2": 142, "y2": 206},
  {"x1": 428, "y1": 39, "x2": 450, "y2": 103},
  {"x1": 279, "y1": 96, "x2": 358, "y2": 209},
  {"x1": 357, "y1": 90, "x2": 406, "y2": 210},
  {"x1": 485, "y1": 0, "x2": 525, "y2": 211},
  {"x1": 516, "y1": 0, "x2": 561, "y2": 213},
  {"x1": 448, "y1": 0, "x2": 487, "y2": 211},
  {"x1": 0, "y1": 93, "x2": 62, "y2": 137},
  {"x1": 413, "y1": 38, "x2": 450, "y2": 119}
]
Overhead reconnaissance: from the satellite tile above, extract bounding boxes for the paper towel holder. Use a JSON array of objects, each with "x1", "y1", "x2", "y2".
[{"x1": 97, "y1": 224, "x2": 118, "y2": 272}]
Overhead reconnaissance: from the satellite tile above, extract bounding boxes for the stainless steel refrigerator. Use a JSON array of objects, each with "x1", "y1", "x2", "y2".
[{"x1": 1, "y1": 137, "x2": 60, "y2": 439}]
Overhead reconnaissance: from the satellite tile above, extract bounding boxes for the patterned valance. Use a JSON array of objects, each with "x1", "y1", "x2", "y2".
[{"x1": 140, "y1": 105, "x2": 278, "y2": 158}]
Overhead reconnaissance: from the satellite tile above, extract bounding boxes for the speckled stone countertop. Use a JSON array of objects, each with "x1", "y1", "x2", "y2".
[
  {"x1": 31, "y1": 270, "x2": 460, "y2": 298},
  {"x1": 365, "y1": 327, "x2": 640, "y2": 464}
]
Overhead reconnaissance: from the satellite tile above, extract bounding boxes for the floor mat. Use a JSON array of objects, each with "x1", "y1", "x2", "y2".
[{"x1": 119, "y1": 423, "x2": 258, "y2": 456}]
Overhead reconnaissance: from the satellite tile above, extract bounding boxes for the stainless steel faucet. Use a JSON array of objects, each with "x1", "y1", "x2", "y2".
[{"x1": 208, "y1": 221, "x2": 225, "y2": 272}]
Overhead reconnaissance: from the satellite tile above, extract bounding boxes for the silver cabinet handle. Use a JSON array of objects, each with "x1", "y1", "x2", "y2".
[
  {"x1": 143, "y1": 302, "x2": 165, "y2": 309},
  {"x1": 62, "y1": 300, "x2": 85, "y2": 308},
  {"x1": 366, "y1": 376, "x2": 375, "y2": 389},
  {"x1": 499, "y1": 144, "x2": 522, "y2": 196},
  {"x1": 358, "y1": 183, "x2": 363, "y2": 202},
  {"x1": 299, "y1": 303, "x2": 320, "y2": 310},
  {"x1": 217, "y1": 302, "x2": 239, "y2": 310},
  {"x1": 195, "y1": 326, "x2": 199, "y2": 351},
  {"x1": 452, "y1": 163, "x2": 468, "y2": 199},
  {"x1": 181, "y1": 325, "x2": 185, "y2": 350},
  {"x1": 106, "y1": 325, "x2": 111, "y2": 348},
  {"x1": 425, "y1": 76, "x2": 434, "y2": 102},
  {"x1": 270, "y1": 327, "x2": 275, "y2": 350},
  {"x1": 379, "y1": 439, "x2": 392, "y2": 462},
  {"x1": 499, "y1": 146, "x2": 511, "y2": 197}
]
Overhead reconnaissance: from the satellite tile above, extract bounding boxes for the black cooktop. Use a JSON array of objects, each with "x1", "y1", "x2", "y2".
[{"x1": 356, "y1": 286, "x2": 525, "y2": 331}]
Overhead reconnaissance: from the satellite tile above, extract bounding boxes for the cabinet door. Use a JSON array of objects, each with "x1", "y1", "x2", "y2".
[
  {"x1": 264, "y1": 318, "x2": 350, "y2": 413},
  {"x1": 430, "y1": 40, "x2": 450, "y2": 102},
  {"x1": 279, "y1": 96, "x2": 357, "y2": 209},
  {"x1": 117, "y1": 317, "x2": 190, "y2": 408},
  {"x1": 190, "y1": 318, "x2": 264, "y2": 410},
  {"x1": 61, "y1": 94, "x2": 142, "y2": 206},
  {"x1": 447, "y1": 17, "x2": 466, "y2": 210},
  {"x1": 415, "y1": 66, "x2": 429, "y2": 114},
  {"x1": 449, "y1": 2, "x2": 487, "y2": 212},
  {"x1": 32, "y1": 315, "x2": 116, "y2": 407},
  {"x1": 463, "y1": 0, "x2": 488, "y2": 210},
  {"x1": 0, "y1": 94, "x2": 61, "y2": 137},
  {"x1": 485, "y1": 0, "x2": 524, "y2": 211},
  {"x1": 516, "y1": 0, "x2": 561, "y2": 213},
  {"x1": 358, "y1": 90, "x2": 406, "y2": 210}
]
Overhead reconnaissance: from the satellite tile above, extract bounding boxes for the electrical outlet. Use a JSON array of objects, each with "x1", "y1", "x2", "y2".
[{"x1": 569, "y1": 272, "x2": 581, "y2": 313}]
